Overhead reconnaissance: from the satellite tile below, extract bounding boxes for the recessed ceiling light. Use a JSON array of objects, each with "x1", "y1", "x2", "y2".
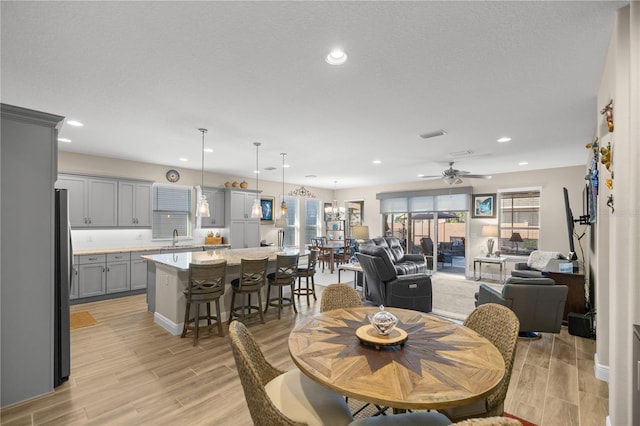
[
  {"x1": 497, "y1": 137, "x2": 512, "y2": 143},
  {"x1": 179, "y1": 158, "x2": 188, "y2": 162},
  {"x1": 305, "y1": 175, "x2": 317, "y2": 178},
  {"x1": 373, "y1": 160, "x2": 382, "y2": 164},
  {"x1": 253, "y1": 170, "x2": 260, "y2": 174},
  {"x1": 283, "y1": 164, "x2": 290, "y2": 168},
  {"x1": 66, "y1": 120, "x2": 84, "y2": 127},
  {"x1": 326, "y1": 49, "x2": 347, "y2": 65},
  {"x1": 203, "y1": 148, "x2": 213, "y2": 153},
  {"x1": 417, "y1": 174, "x2": 425, "y2": 178},
  {"x1": 518, "y1": 161, "x2": 528, "y2": 166},
  {"x1": 58, "y1": 138, "x2": 72, "y2": 143}
]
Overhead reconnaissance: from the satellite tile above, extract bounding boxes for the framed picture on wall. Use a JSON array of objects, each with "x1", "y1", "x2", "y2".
[
  {"x1": 472, "y1": 193, "x2": 497, "y2": 218},
  {"x1": 260, "y1": 196, "x2": 274, "y2": 224}
]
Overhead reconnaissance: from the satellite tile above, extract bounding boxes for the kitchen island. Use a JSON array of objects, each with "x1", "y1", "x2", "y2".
[{"x1": 143, "y1": 246, "x2": 305, "y2": 335}]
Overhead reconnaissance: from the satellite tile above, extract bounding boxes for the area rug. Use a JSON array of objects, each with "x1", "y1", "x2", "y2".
[
  {"x1": 504, "y1": 412, "x2": 537, "y2": 426},
  {"x1": 70, "y1": 311, "x2": 97, "y2": 329}
]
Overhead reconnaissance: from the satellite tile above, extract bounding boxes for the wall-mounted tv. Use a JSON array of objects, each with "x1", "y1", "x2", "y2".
[{"x1": 563, "y1": 187, "x2": 578, "y2": 260}]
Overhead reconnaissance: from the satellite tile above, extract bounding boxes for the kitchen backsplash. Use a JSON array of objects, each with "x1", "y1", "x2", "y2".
[{"x1": 71, "y1": 227, "x2": 226, "y2": 251}]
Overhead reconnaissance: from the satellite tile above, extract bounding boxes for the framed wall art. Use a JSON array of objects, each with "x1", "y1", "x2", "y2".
[
  {"x1": 260, "y1": 196, "x2": 274, "y2": 224},
  {"x1": 472, "y1": 193, "x2": 497, "y2": 218}
]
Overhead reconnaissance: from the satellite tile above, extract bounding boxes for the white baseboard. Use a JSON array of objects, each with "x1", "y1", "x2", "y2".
[
  {"x1": 606, "y1": 415, "x2": 611, "y2": 426},
  {"x1": 154, "y1": 312, "x2": 182, "y2": 336},
  {"x1": 594, "y1": 352, "x2": 610, "y2": 382}
]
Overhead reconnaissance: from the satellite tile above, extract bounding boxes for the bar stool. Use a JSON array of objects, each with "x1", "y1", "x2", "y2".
[
  {"x1": 228, "y1": 257, "x2": 269, "y2": 324},
  {"x1": 264, "y1": 253, "x2": 299, "y2": 319},
  {"x1": 181, "y1": 261, "x2": 226, "y2": 345},
  {"x1": 293, "y1": 250, "x2": 318, "y2": 305}
]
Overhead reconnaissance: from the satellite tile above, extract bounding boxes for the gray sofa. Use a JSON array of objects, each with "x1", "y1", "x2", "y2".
[
  {"x1": 362, "y1": 237, "x2": 428, "y2": 275},
  {"x1": 475, "y1": 276, "x2": 568, "y2": 337},
  {"x1": 356, "y1": 245, "x2": 432, "y2": 313}
]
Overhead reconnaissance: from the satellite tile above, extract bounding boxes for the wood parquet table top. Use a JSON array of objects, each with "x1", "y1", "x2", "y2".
[{"x1": 289, "y1": 307, "x2": 505, "y2": 410}]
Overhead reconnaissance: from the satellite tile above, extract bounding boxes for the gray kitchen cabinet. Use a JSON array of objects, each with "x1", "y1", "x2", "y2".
[
  {"x1": 131, "y1": 250, "x2": 158, "y2": 290},
  {"x1": 118, "y1": 181, "x2": 152, "y2": 227},
  {"x1": 56, "y1": 175, "x2": 117, "y2": 227},
  {"x1": 78, "y1": 254, "x2": 106, "y2": 298},
  {"x1": 201, "y1": 187, "x2": 225, "y2": 227},
  {"x1": 106, "y1": 253, "x2": 130, "y2": 293},
  {"x1": 226, "y1": 189, "x2": 260, "y2": 249}
]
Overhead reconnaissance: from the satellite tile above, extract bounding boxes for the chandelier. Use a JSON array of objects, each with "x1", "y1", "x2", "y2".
[{"x1": 289, "y1": 185, "x2": 316, "y2": 198}]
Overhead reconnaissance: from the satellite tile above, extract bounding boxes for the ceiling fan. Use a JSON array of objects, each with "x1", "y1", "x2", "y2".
[{"x1": 421, "y1": 162, "x2": 492, "y2": 185}]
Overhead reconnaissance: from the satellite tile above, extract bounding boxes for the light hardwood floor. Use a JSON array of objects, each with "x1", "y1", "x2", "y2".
[{"x1": 0, "y1": 289, "x2": 608, "y2": 426}]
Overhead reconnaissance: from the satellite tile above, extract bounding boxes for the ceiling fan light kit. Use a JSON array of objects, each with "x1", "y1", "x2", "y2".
[{"x1": 421, "y1": 161, "x2": 492, "y2": 185}]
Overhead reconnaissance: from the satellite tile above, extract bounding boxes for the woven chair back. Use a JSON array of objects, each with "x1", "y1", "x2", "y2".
[
  {"x1": 320, "y1": 283, "x2": 363, "y2": 312},
  {"x1": 463, "y1": 303, "x2": 520, "y2": 414}
]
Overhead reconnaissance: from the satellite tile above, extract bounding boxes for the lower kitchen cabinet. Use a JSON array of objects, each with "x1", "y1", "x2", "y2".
[
  {"x1": 78, "y1": 255, "x2": 106, "y2": 298},
  {"x1": 131, "y1": 251, "x2": 156, "y2": 290},
  {"x1": 70, "y1": 258, "x2": 79, "y2": 300},
  {"x1": 106, "y1": 253, "x2": 130, "y2": 293}
]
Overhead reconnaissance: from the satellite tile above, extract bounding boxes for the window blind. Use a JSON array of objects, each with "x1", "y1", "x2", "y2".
[{"x1": 152, "y1": 185, "x2": 192, "y2": 239}]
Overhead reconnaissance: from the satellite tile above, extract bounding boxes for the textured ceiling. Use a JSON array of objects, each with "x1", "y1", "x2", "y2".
[{"x1": 0, "y1": 1, "x2": 626, "y2": 189}]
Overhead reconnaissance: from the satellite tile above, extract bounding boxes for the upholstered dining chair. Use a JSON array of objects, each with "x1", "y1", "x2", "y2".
[
  {"x1": 439, "y1": 303, "x2": 520, "y2": 422},
  {"x1": 312, "y1": 237, "x2": 331, "y2": 272},
  {"x1": 319, "y1": 283, "x2": 362, "y2": 313},
  {"x1": 229, "y1": 320, "x2": 353, "y2": 426},
  {"x1": 264, "y1": 253, "x2": 299, "y2": 319},
  {"x1": 181, "y1": 261, "x2": 226, "y2": 345},
  {"x1": 228, "y1": 257, "x2": 269, "y2": 324}
]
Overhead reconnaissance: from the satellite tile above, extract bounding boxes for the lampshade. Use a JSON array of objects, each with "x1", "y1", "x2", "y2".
[
  {"x1": 509, "y1": 232, "x2": 523, "y2": 242},
  {"x1": 482, "y1": 225, "x2": 498, "y2": 237},
  {"x1": 250, "y1": 142, "x2": 262, "y2": 219},
  {"x1": 351, "y1": 225, "x2": 370, "y2": 241},
  {"x1": 198, "y1": 128, "x2": 210, "y2": 218}
]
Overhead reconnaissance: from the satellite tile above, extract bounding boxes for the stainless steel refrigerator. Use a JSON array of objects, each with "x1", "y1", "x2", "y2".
[{"x1": 54, "y1": 189, "x2": 72, "y2": 386}]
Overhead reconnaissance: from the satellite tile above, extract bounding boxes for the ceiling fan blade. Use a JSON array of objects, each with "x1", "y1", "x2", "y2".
[
  {"x1": 464, "y1": 174, "x2": 492, "y2": 179},
  {"x1": 419, "y1": 175, "x2": 441, "y2": 180}
]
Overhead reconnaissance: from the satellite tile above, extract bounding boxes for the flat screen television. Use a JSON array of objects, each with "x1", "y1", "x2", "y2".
[{"x1": 563, "y1": 187, "x2": 578, "y2": 260}]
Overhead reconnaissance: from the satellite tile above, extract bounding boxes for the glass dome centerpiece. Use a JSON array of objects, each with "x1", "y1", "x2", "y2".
[{"x1": 368, "y1": 306, "x2": 398, "y2": 335}]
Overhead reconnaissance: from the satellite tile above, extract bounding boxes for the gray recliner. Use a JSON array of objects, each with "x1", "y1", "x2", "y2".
[
  {"x1": 356, "y1": 246, "x2": 432, "y2": 313},
  {"x1": 475, "y1": 276, "x2": 568, "y2": 337},
  {"x1": 367, "y1": 237, "x2": 428, "y2": 275}
]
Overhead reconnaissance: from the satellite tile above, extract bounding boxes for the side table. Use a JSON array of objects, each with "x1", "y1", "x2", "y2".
[
  {"x1": 473, "y1": 256, "x2": 507, "y2": 281},
  {"x1": 337, "y1": 262, "x2": 365, "y2": 290}
]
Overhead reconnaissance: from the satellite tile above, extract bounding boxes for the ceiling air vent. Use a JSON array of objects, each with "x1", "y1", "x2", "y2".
[
  {"x1": 449, "y1": 150, "x2": 475, "y2": 158},
  {"x1": 419, "y1": 129, "x2": 447, "y2": 139}
]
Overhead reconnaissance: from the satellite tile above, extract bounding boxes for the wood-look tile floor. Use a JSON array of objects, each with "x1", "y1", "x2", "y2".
[{"x1": 0, "y1": 290, "x2": 608, "y2": 426}]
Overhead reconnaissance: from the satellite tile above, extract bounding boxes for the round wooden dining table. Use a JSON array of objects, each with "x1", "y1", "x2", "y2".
[{"x1": 288, "y1": 306, "x2": 505, "y2": 411}]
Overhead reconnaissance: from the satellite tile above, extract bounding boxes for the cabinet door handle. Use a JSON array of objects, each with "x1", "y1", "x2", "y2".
[
  {"x1": 103, "y1": 267, "x2": 106, "y2": 272},
  {"x1": 114, "y1": 256, "x2": 123, "y2": 259},
  {"x1": 88, "y1": 257, "x2": 98, "y2": 261}
]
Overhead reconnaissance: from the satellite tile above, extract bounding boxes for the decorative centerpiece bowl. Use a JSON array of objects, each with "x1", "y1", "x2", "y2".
[{"x1": 368, "y1": 306, "x2": 398, "y2": 335}]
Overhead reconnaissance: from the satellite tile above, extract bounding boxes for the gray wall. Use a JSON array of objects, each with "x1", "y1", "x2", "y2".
[{"x1": 1, "y1": 104, "x2": 63, "y2": 407}]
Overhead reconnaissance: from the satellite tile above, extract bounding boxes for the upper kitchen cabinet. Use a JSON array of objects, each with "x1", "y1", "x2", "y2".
[
  {"x1": 225, "y1": 189, "x2": 260, "y2": 249},
  {"x1": 118, "y1": 180, "x2": 152, "y2": 227},
  {"x1": 227, "y1": 189, "x2": 259, "y2": 221},
  {"x1": 56, "y1": 174, "x2": 117, "y2": 227},
  {"x1": 201, "y1": 187, "x2": 225, "y2": 227}
]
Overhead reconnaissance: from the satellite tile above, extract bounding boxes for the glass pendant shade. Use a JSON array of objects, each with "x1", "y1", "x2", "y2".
[
  {"x1": 198, "y1": 128, "x2": 210, "y2": 218},
  {"x1": 251, "y1": 142, "x2": 263, "y2": 219},
  {"x1": 199, "y1": 195, "x2": 210, "y2": 217}
]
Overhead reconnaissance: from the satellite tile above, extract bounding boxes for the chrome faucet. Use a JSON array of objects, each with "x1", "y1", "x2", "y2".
[{"x1": 172, "y1": 229, "x2": 179, "y2": 246}]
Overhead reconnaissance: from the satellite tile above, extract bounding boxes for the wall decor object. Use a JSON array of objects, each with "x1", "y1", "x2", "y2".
[
  {"x1": 472, "y1": 193, "x2": 496, "y2": 218},
  {"x1": 260, "y1": 196, "x2": 274, "y2": 224},
  {"x1": 165, "y1": 169, "x2": 180, "y2": 183},
  {"x1": 600, "y1": 100, "x2": 614, "y2": 132}
]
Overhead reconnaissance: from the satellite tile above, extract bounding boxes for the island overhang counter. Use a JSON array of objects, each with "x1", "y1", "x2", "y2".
[{"x1": 142, "y1": 246, "x2": 302, "y2": 335}]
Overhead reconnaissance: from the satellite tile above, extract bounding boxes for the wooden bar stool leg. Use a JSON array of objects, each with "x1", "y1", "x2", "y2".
[
  {"x1": 256, "y1": 291, "x2": 265, "y2": 324},
  {"x1": 181, "y1": 301, "x2": 191, "y2": 338},
  {"x1": 206, "y1": 303, "x2": 212, "y2": 325},
  {"x1": 214, "y1": 298, "x2": 223, "y2": 336},
  {"x1": 277, "y1": 286, "x2": 282, "y2": 319},
  {"x1": 264, "y1": 283, "x2": 271, "y2": 314},
  {"x1": 311, "y1": 275, "x2": 317, "y2": 301},
  {"x1": 228, "y1": 291, "x2": 236, "y2": 324},
  {"x1": 290, "y1": 283, "x2": 298, "y2": 313},
  {"x1": 193, "y1": 304, "x2": 200, "y2": 345}
]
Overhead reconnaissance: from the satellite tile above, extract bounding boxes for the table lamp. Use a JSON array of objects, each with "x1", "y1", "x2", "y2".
[
  {"x1": 275, "y1": 219, "x2": 286, "y2": 249},
  {"x1": 509, "y1": 232, "x2": 523, "y2": 254},
  {"x1": 482, "y1": 225, "x2": 499, "y2": 257},
  {"x1": 351, "y1": 225, "x2": 370, "y2": 242}
]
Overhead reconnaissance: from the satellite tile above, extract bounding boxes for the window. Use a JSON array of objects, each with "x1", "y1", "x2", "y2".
[
  {"x1": 152, "y1": 185, "x2": 192, "y2": 239},
  {"x1": 281, "y1": 195, "x2": 299, "y2": 247},
  {"x1": 498, "y1": 190, "x2": 540, "y2": 255},
  {"x1": 304, "y1": 199, "x2": 322, "y2": 246}
]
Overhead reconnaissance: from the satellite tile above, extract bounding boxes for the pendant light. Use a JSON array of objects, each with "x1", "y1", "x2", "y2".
[
  {"x1": 280, "y1": 152, "x2": 288, "y2": 218},
  {"x1": 331, "y1": 180, "x2": 339, "y2": 220},
  {"x1": 250, "y1": 142, "x2": 262, "y2": 219},
  {"x1": 198, "y1": 128, "x2": 210, "y2": 218}
]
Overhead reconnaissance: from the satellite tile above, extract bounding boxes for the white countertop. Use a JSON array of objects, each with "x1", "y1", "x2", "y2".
[
  {"x1": 142, "y1": 246, "x2": 306, "y2": 271},
  {"x1": 74, "y1": 244, "x2": 230, "y2": 256}
]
